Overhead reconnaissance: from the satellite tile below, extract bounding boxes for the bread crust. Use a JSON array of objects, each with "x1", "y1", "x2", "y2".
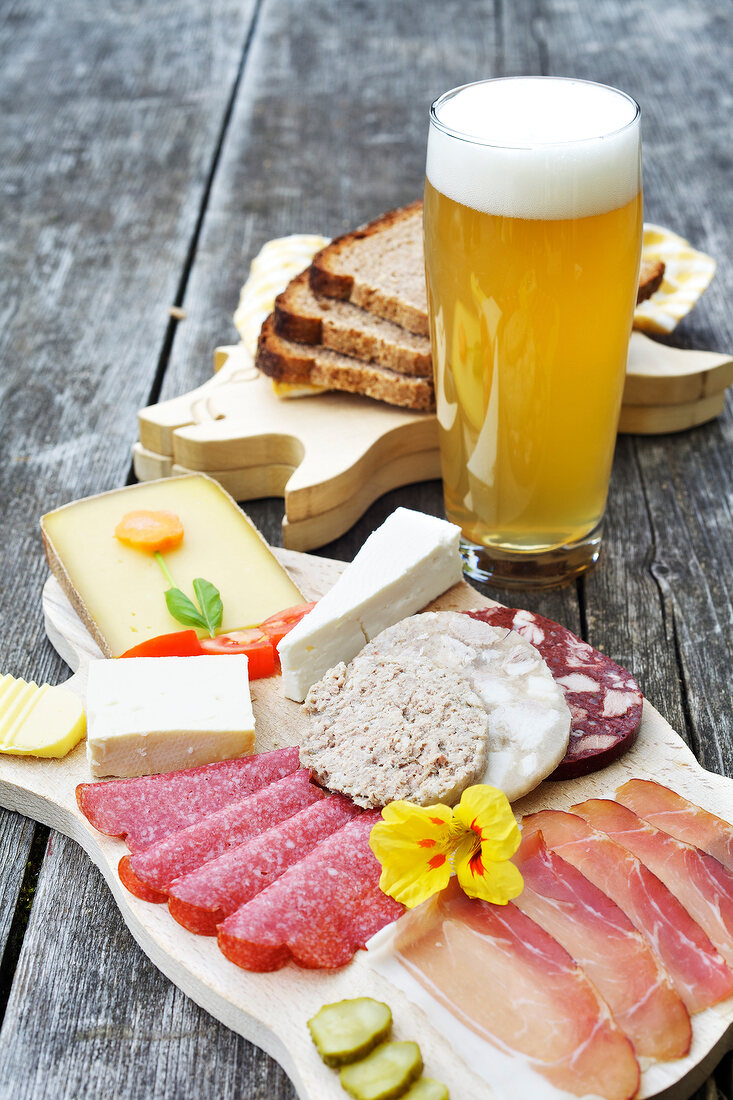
[
  {"x1": 257, "y1": 315, "x2": 434, "y2": 412},
  {"x1": 637, "y1": 259, "x2": 665, "y2": 303},
  {"x1": 274, "y1": 272, "x2": 432, "y2": 377}
]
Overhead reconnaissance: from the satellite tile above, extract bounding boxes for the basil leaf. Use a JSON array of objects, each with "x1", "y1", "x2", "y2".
[
  {"x1": 192, "y1": 577, "x2": 223, "y2": 637},
  {"x1": 164, "y1": 586, "x2": 208, "y2": 631}
]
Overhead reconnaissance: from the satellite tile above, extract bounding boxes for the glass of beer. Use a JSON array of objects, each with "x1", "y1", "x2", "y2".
[{"x1": 424, "y1": 77, "x2": 642, "y2": 587}]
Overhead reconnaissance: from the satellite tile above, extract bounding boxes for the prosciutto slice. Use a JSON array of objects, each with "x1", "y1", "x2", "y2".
[
  {"x1": 575, "y1": 798, "x2": 733, "y2": 968},
  {"x1": 512, "y1": 832, "x2": 690, "y2": 1059},
  {"x1": 392, "y1": 879, "x2": 639, "y2": 1100},
  {"x1": 616, "y1": 779, "x2": 733, "y2": 872},
  {"x1": 522, "y1": 809, "x2": 733, "y2": 1013}
]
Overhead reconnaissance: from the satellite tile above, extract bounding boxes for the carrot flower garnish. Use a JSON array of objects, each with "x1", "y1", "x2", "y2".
[{"x1": 369, "y1": 785, "x2": 523, "y2": 909}]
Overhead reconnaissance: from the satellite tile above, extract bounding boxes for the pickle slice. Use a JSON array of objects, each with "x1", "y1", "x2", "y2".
[
  {"x1": 339, "y1": 1041, "x2": 423, "y2": 1100},
  {"x1": 403, "y1": 1080, "x2": 450, "y2": 1100},
  {"x1": 308, "y1": 998, "x2": 392, "y2": 1067}
]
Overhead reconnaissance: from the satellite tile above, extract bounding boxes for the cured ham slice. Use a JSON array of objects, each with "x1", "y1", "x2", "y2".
[
  {"x1": 512, "y1": 831, "x2": 690, "y2": 1059},
  {"x1": 616, "y1": 779, "x2": 733, "y2": 872},
  {"x1": 218, "y1": 813, "x2": 403, "y2": 971},
  {"x1": 119, "y1": 769, "x2": 323, "y2": 900},
  {"x1": 575, "y1": 798, "x2": 733, "y2": 968},
  {"x1": 77, "y1": 746, "x2": 300, "y2": 852},
  {"x1": 522, "y1": 809, "x2": 733, "y2": 1013},
  {"x1": 168, "y1": 793, "x2": 360, "y2": 934},
  {"x1": 391, "y1": 879, "x2": 639, "y2": 1100}
]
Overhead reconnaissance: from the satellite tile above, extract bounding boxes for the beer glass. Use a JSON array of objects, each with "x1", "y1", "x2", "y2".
[{"x1": 424, "y1": 77, "x2": 642, "y2": 587}]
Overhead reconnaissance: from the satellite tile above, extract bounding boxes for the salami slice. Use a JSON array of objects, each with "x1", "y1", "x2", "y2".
[
  {"x1": 168, "y1": 794, "x2": 361, "y2": 934},
  {"x1": 467, "y1": 608, "x2": 642, "y2": 779},
  {"x1": 76, "y1": 746, "x2": 300, "y2": 852},
  {"x1": 218, "y1": 812, "x2": 403, "y2": 971},
  {"x1": 119, "y1": 768, "x2": 323, "y2": 900}
]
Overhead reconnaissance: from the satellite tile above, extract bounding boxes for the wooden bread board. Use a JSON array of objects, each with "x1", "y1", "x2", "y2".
[
  {"x1": 0, "y1": 548, "x2": 731, "y2": 1100},
  {"x1": 135, "y1": 335, "x2": 732, "y2": 550}
]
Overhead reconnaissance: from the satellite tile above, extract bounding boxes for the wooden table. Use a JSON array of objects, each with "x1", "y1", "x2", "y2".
[{"x1": 0, "y1": 1, "x2": 730, "y2": 1096}]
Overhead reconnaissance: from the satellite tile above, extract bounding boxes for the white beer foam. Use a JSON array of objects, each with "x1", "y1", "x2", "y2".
[{"x1": 427, "y1": 78, "x2": 641, "y2": 220}]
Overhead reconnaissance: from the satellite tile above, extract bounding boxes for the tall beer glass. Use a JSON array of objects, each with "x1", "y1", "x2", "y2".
[{"x1": 424, "y1": 78, "x2": 642, "y2": 587}]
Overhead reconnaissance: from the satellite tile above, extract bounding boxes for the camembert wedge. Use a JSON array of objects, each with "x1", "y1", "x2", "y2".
[{"x1": 277, "y1": 508, "x2": 463, "y2": 702}]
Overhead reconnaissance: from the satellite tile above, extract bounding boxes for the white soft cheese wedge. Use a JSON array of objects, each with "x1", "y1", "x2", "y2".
[
  {"x1": 278, "y1": 508, "x2": 464, "y2": 702},
  {"x1": 86, "y1": 655, "x2": 255, "y2": 778}
]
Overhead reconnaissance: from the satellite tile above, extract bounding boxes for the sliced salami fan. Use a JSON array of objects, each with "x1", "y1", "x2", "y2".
[
  {"x1": 466, "y1": 608, "x2": 642, "y2": 779},
  {"x1": 119, "y1": 769, "x2": 323, "y2": 899},
  {"x1": 218, "y1": 812, "x2": 403, "y2": 971},
  {"x1": 76, "y1": 746, "x2": 300, "y2": 852},
  {"x1": 168, "y1": 793, "x2": 361, "y2": 935}
]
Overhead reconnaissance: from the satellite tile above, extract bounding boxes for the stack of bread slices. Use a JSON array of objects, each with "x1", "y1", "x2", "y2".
[{"x1": 256, "y1": 199, "x2": 664, "y2": 413}]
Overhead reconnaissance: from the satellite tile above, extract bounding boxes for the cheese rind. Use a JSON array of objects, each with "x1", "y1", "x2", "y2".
[
  {"x1": 277, "y1": 508, "x2": 463, "y2": 701},
  {"x1": 0, "y1": 673, "x2": 86, "y2": 758},
  {"x1": 85, "y1": 655, "x2": 255, "y2": 778},
  {"x1": 42, "y1": 475, "x2": 303, "y2": 657}
]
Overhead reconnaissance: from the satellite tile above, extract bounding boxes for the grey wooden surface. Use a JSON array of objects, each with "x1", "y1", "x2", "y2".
[{"x1": 0, "y1": 0, "x2": 730, "y2": 1096}]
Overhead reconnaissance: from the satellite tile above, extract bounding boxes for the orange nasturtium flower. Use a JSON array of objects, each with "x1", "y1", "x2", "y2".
[{"x1": 369, "y1": 785, "x2": 523, "y2": 909}]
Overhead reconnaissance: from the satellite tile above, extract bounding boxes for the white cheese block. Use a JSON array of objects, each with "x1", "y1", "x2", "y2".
[
  {"x1": 86, "y1": 655, "x2": 255, "y2": 778},
  {"x1": 277, "y1": 507, "x2": 464, "y2": 702}
]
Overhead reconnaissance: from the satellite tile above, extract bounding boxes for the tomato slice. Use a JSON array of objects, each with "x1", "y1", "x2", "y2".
[
  {"x1": 199, "y1": 630, "x2": 276, "y2": 679},
  {"x1": 120, "y1": 630, "x2": 204, "y2": 659},
  {"x1": 259, "y1": 602, "x2": 317, "y2": 647}
]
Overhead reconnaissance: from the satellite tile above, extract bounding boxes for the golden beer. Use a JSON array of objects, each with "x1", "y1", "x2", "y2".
[{"x1": 424, "y1": 78, "x2": 642, "y2": 585}]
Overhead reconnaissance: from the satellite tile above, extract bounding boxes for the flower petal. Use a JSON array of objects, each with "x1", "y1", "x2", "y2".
[
  {"x1": 369, "y1": 801, "x2": 455, "y2": 908},
  {"x1": 454, "y1": 785, "x2": 521, "y2": 861},
  {"x1": 454, "y1": 833, "x2": 524, "y2": 904}
]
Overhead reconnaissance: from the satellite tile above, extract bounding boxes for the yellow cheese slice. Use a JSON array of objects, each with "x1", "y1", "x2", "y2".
[
  {"x1": 41, "y1": 475, "x2": 304, "y2": 657},
  {"x1": 0, "y1": 673, "x2": 85, "y2": 758}
]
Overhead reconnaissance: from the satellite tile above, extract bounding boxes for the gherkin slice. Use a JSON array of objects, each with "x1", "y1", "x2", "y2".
[
  {"x1": 339, "y1": 1041, "x2": 423, "y2": 1100},
  {"x1": 308, "y1": 998, "x2": 392, "y2": 1067},
  {"x1": 403, "y1": 1079, "x2": 450, "y2": 1100}
]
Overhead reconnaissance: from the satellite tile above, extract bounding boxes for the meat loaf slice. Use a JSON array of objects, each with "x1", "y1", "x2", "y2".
[
  {"x1": 309, "y1": 201, "x2": 429, "y2": 336},
  {"x1": 256, "y1": 314, "x2": 434, "y2": 412},
  {"x1": 303, "y1": 655, "x2": 490, "y2": 809},
  {"x1": 274, "y1": 271, "x2": 432, "y2": 377}
]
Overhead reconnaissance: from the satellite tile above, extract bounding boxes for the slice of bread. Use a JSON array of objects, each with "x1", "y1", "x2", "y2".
[
  {"x1": 256, "y1": 315, "x2": 434, "y2": 412},
  {"x1": 274, "y1": 271, "x2": 432, "y2": 378},
  {"x1": 637, "y1": 259, "x2": 665, "y2": 303},
  {"x1": 309, "y1": 200, "x2": 664, "y2": 335},
  {"x1": 309, "y1": 201, "x2": 429, "y2": 335}
]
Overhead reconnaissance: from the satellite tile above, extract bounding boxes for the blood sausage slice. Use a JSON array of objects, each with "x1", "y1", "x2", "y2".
[
  {"x1": 522, "y1": 809, "x2": 733, "y2": 1013},
  {"x1": 467, "y1": 607, "x2": 642, "y2": 779},
  {"x1": 77, "y1": 746, "x2": 300, "y2": 852},
  {"x1": 169, "y1": 794, "x2": 360, "y2": 934},
  {"x1": 392, "y1": 879, "x2": 639, "y2": 1100},
  {"x1": 575, "y1": 798, "x2": 733, "y2": 967},
  {"x1": 512, "y1": 831, "x2": 690, "y2": 1059},
  {"x1": 218, "y1": 812, "x2": 403, "y2": 970},
  {"x1": 616, "y1": 779, "x2": 733, "y2": 871},
  {"x1": 119, "y1": 769, "x2": 322, "y2": 899}
]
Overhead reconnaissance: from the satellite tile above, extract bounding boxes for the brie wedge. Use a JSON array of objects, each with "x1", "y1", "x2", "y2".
[
  {"x1": 86, "y1": 655, "x2": 255, "y2": 777},
  {"x1": 277, "y1": 507, "x2": 463, "y2": 702}
]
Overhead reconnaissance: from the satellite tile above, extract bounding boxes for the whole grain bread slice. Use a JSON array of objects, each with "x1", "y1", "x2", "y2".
[
  {"x1": 274, "y1": 271, "x2": 432, "y2": 377},
  {"x1": 309, "y1": 201, "x2": 429, "y2": 336},
  {"x1": 256, "y1": 314, "x2": 434, "y2": 412},
  {"x1": 309, "y1": 200, "x2": 664, "y2": 334}
]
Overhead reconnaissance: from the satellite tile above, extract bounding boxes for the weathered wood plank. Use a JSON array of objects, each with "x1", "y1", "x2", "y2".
[{"x1": 0, "y1": 831, "x2": 294, "y2": 1100}]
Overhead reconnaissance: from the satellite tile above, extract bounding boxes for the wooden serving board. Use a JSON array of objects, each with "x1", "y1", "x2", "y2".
[
  {"x1": 134, "y1": 336, "x2": 732, "y2": 551},
  {"x1": 1, "y1": 549, "x2": 731, "y2": 1100}
]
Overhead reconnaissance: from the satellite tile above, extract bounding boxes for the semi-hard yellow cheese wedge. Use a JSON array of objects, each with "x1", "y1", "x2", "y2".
[
  {"x1": 0, "y1": 673, "x2": 86, "y2": 758},
  {"x1": 41, "y1": 475, "x2": 304, "y2": 657}
]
